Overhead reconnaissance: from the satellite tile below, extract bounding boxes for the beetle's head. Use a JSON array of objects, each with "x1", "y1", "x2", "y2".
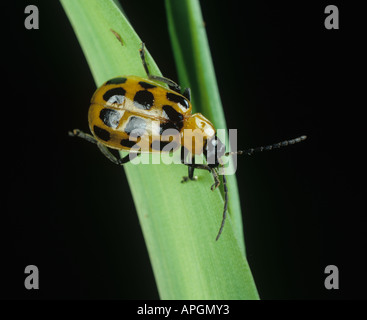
[{"x1": 204, "y1": 134, "x2": 226, "y2": 168}]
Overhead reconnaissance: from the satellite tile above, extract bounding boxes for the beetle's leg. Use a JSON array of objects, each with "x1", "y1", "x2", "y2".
[
  {"x1": 95, "y1": 143, "x2": 121, "y2": 165},
  {"x1": 181, "y1": 159, "x2": 198, "y2": 183},
  {"x1": 117, "y1": 152, "x2": 140, "y2": 164},
  {"x1": 188, "y1": 166, "x2": 195, "y2": 180},
  {"x1": 97, "y1": 143, "x2": 140, "y2": 165},
  {"x1": 139, "y1": 42, "x2": 151, "y2": 77},
  {"x1": 184, "y1": 164, "x2": 220, "y2": 190},
  {"x1": 150, "y1": 75, "x2": 182, "y2": 93},
  {"x1": 180, "y1": 148, "x2": 198, "y2": 183},
  {"x1": 68, "y1": 129, "x2": 97, "y2": 144},
  {"x1": 179, "y1": 148, "x2": 220, "y2": 187},
  {"x1": 139, "y1": 43, "x2": 182, "y2": 93},
  {"x1": 69, "y1": 129, "x2": 139, "y2": 165}
]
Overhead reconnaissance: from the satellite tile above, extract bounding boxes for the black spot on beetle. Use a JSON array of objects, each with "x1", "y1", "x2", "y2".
[
  {"x1": 99, "y1": 108, "x2": 121, "y2": 129},
  {"x1": 103, "y1": 87, "x2": 126, "y2": 104},
  {"x1": 133, "y1": 90, "x2": 154, "y2": 110},
  {"x1": 138, "y1": 81, "x2": 156, "y2": 89},
  {"x1": 93, "y1": 125, "x2": 110, "y2": 142},
  {"x1": 105, "y1": 77, "x2": 127, "y2": 85},
  {"x1": 162, "y1": 105, "x2": 184, "y2": 122},
  {"x1": 160, "y1": 121, "x2": 183, "y2": 135},
  {"x1": 124, "y1": 116, "x2": 147, "y2": 137},
  {"x1": 166, "y1": 92, "x2": 190, "y2": 109}
]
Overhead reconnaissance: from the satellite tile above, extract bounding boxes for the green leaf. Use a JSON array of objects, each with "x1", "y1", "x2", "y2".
[{"x1": 61, "y1": 0, "x2": 259, "y2": 299}]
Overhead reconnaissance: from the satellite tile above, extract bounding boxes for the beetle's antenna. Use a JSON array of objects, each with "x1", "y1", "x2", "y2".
[
  {"x1": 216, "y1": 173, "x2": 229, "y2": 241},
  {"x1": 225, "y1": 135, "x2": 307, "y2": 157}
]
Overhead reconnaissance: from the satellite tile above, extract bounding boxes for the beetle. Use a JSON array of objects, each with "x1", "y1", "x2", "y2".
[{"x1": 69, "y1": 42, "x2": 306, "y2": 240}]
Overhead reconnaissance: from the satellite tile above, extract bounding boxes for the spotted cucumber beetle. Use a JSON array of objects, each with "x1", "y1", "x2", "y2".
[{"x1": 69, "y1": 39, "x2": 306, "y2": 240}]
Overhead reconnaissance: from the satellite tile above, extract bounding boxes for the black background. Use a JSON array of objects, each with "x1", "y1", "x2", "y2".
[{"x1": 2, "y1": 1, "x2": 366, "y2": 300}]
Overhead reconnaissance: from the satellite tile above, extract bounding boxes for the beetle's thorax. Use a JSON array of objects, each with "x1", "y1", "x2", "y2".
[{"x1": 204, "y1": 135, "x2": 226, "y2": 168}]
